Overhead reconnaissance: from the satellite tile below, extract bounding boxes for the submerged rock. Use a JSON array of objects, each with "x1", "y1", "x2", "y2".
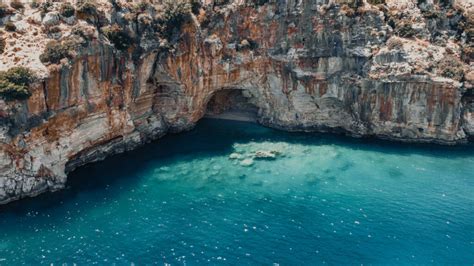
[
  {"x1": 254, "y1": 150, "x2": 280, "y2": 160},
  {"x1": 240, "y1": 159, "x2": 254, "y2": 167},
  {"x1": 159, "y1": 167, "x2": 170, "y2": 172},
  {"x1": 229, "y1": 153, "x2": 242, "y2": 160}
]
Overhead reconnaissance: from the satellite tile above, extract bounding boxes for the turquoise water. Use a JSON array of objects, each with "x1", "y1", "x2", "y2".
[{"x1": 0, "y1": 119, "x2": 473, "y2": 264}]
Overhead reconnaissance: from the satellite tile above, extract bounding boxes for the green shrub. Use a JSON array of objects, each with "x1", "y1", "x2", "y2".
[
  {"x1": 0, "y1": 80, "x2": 30, "y2": 100},
  {"x1": 39, "y1": 40, "x2": 78, "y2": 64},
  {"x1": 0, "y1": 67, "x2": 33, "y2": 87},
  {"x1": 10, "y1": 0, "x2": 24, "y2": 10},
  {"x1": 60, "y1": 2, "x2": 75, "y2": 17},
  {"x1": 77, "y1": 0, "x2": 98, "y2": 18},
  {"x1": 0, "y1": 67, "x2": 35, "y2": 101},
  {"x1": 0, "y1": 38, "x2": 5, "y2": 54},
  {"x1": 462, "y1": 46, "x2": 473, "y2": 63},
  {"x1": 159, "y1": 0, "x2": 192, "y2": 38},
  {"x1": 397, "y1": 23, "x2": 417, "y2": 38},
  {"x1": 439, "y1": 55, "x2": 464, "y2": 81},
  {"x1": 387, "y1": 37, "x2": 404, "y2": 50},
  {"x1": 367, "y1": 0, "x2": 385, "y2": 4},
  {"x1": 77, "y1": 0, "x2": 105, "y2": 26},
  {"x1": 71, "y1": 26, "x2": 92, "y2": 41},
  {"x1": 102, "y1": 24, "x2": 132, "y2": 50},
  {"x1": 5, "y1": 22, "x2": 16, "y2": 32}
]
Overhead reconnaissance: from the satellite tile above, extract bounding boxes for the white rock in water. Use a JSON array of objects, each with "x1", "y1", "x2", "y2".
[
  {"x1": 240, "y1": 158, "x2": 254, "y2": 167},
  {"x1": 229, "y1": 153, "x2": 242, "y2": 159},
  {"x1": 254, "y1": 150, "x2": 279, "y2": 159},
  {"x1": 159, "y1": 166, "x2": 170, "y2": 172}
]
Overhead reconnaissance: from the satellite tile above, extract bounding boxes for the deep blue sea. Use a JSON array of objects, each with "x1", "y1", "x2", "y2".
[{"x1": 0, "y1": 119, "x2": 473, "y2": 265}]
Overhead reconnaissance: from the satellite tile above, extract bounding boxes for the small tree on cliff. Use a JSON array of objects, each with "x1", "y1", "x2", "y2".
[
  {"x1": 0, "y1": 67, "x2": 36, "y2": 101},
  {"x1": 76, "y1": 0, "x2": 106, "y2": 28},
  {"x1": 40, "y1": 40, "x2": 72, "y2": 64},
  {"x1": 40, "y1": 37, "x2": 83, "y2": 65},
  {"x1": 438, "y1": 55, "x2": 465, "y2": 81},
  {"x1": 0, "y1": 37, "x2": 5, "y2": 54},
  {"x1": 102, "y1": 24, "x2": 132, "y2": 51}
]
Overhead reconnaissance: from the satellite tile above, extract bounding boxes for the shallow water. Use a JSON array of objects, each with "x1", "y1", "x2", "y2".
[{"x1": 1, "y1": 119, "x2": 473, "y2": 264}]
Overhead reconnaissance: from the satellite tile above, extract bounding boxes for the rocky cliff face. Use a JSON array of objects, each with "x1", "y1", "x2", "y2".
[{"x1": 0, "y1": 0, "x2": 472, "y2": 204}]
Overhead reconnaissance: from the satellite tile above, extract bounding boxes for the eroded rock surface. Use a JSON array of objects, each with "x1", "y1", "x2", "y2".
[{"x1": 0, "y1": 0, "x2": 472, "y2": 204}]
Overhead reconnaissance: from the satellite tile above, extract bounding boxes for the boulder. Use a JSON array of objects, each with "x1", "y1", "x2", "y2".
[
  {"x1": 42, "y1": 12, "x2": 60, "y2": 27},
  {"x1": 254, "y1": 150, "x2": 280, "y2": 160},
  {"x1": 229, "y1": 153, "x2": 242, "y2": 159},
  {"x1": 240, "y1": 158, "x2": 254, "y2": 167}
]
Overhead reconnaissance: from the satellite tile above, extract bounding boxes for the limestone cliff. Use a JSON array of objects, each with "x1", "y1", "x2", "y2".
[{"x1": 0, "y1": 0, "x2": 472, "y2": 204}]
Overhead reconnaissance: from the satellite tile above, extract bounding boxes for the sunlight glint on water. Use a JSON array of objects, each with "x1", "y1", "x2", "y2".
[{"x1": 0, "y1": 119, "x2": 473, "y2": 264}]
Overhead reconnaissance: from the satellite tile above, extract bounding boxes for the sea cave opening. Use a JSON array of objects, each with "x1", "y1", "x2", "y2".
[{"x1": 204, "y1": 89, "x2": 258, "y2": 122}]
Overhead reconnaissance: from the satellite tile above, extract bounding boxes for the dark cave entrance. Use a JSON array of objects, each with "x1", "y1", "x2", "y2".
[{"x1": 205, "y1": 89, "x2": 258, "y2": 122}]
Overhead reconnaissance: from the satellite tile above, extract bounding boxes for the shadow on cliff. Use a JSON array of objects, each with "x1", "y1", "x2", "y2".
[
  {"x1": 0, "y1": 119, "x2": 269, "y2": 215},
  {"x1": 1, "y1": 118, "x2": 473, "y2": 216}
]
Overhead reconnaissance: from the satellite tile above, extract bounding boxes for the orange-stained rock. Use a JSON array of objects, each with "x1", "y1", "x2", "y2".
[{"x1": 0, "y1": 0, "x2": 472, "y2": 204}]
